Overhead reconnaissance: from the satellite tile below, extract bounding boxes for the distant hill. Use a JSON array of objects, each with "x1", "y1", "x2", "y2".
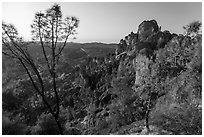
[
  {"x1": 2, "y1": 41, "x2": 117, "y2": 76},
  {"x1": 25, "y1": 42, "x2": 117, "y2": 60},
  {"x1": 63, "y1": 42, "x2": 117, "y2": 59}
]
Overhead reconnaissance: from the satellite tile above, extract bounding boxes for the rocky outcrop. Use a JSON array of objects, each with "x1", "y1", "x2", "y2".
[
  {"x1": 115, "y1": 20, "x2": 174, "y2": 62},
  {"x1": 137, "y1": 20, "x2": 159, "y2": 42},
  {"x1": 111, "y1": 19, "x2": 201, "y2": 135},
  {"x1": 116, "y1": 20, "x2": 175, "y2": 90}
]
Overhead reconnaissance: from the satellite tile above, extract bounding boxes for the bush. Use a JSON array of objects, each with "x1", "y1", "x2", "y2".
[
  {"x1": 30, "y1": 113, "x2": 60, "y2": 135},
  {"x1": 150, "y1": 102, "x2": 201, "y2": 135},
  {"x1": 2, "y1": 112, "x2": 28, "y2": 135}
]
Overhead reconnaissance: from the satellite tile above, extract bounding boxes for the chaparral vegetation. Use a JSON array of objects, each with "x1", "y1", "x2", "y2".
[{"x1": 2, "y1": 4, "x2": 202, "y2": 135}]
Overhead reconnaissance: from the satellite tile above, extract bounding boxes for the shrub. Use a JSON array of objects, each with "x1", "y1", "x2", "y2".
[
  {"x1": 30, "y1": 113, "x2": 60, "y2": 135},
  {"x1": 2, "y1": 112, "x2": 28, "y2": 135},
  {"x1": 150, "y1": 102, "x2": 201, "y2": 135}
]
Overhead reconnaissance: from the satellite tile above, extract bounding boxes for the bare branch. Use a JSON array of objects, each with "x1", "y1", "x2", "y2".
[
  {"x1": 2, "y1": 51, "x2": 16, "y2": 59},
  {"x1": 36, "y1": 14, "x2": 53, "y2": 75},
  {"x1": 55, "y1": 33, "x2": 70, "y2": 57},
  {"x1": 3, "y1": 29, "x2": 46, "y2": 95},
  {"x1": 19, "y1": 58, "x2": 42, "y2": 95},
  {"x1": 54, "y1": 17, "x2": 59, "y2": 49},
  {"x1": 19, "y1": 58, "x2": 56, "y2": 117}
]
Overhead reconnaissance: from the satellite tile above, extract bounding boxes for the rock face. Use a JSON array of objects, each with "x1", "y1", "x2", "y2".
[
  {"x1": 115, "y1": 20, "x2": 174, "y2": 61},
  {"x1": 133, "y1": 55, "x2": 151, "y2": 87},
  {"x1": 137, "y1": 20, "x2": 159, "y2": 42}
]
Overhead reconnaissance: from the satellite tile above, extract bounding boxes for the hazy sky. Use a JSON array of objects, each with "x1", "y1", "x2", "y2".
[{"x1": 2, "y1": 2, "x2": 202, "y2": 43}]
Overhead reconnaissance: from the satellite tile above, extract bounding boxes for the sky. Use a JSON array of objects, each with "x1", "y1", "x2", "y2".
[{"x1": 2, "y1": 2, "x2": 202, "y2": 43}]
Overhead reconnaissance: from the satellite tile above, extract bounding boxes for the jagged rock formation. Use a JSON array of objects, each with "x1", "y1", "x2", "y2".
[
  {"x1": 137, "y1": 20, "x2": 159, "y2": 42},
  {"x1": 112, "y1": 19, "x2": 201, "y2": 135},
  {"x1": 115, "y1": 19, "x2": 175, "y2": 90},
  {"x1": 71, "y1": 19, "x2": 201, "y2": 135}
]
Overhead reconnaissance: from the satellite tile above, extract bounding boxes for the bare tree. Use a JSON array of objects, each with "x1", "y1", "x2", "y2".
[{"x1": 2, "y1": 4, "x2": 79, "y2": 134}]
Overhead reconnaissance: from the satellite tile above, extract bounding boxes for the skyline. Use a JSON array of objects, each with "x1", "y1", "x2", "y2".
[{"x1": 2, "y1": 2, "x2": 202, "y2": 43}]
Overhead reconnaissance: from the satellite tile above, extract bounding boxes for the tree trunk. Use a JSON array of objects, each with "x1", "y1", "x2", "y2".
[
  {"x1": 145, "y1": 95, "x2": 151, "y2": 132},
  {"x1": 54, "y1": 116, "x2": 64, "y2": 135}
]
